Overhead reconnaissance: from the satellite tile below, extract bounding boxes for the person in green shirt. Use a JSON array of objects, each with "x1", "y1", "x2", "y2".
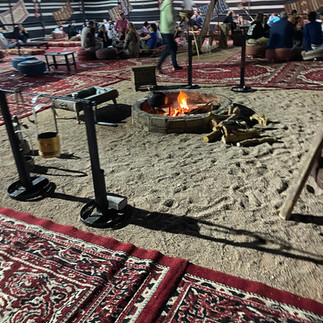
[{"x1": 157, "y1": 0, "x2": 183, "y2": 73}]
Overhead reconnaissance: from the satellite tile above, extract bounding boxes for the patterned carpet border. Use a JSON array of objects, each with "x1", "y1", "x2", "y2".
[{"x1": 0, "y1": 207, "x2": 322, "y2": 322}]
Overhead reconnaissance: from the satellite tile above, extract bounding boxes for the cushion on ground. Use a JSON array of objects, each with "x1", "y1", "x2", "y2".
[
  {"x1": 17, "y1": 59, "x2": 46, "y2": 75},
  {"x1": 47, "y1": 41, "x2": 81, "y2": 47},
  {"x1": 7, "y1": 48, "x2": 46, "y2": 55},
  {"x1": 77, "y1": 48, "x2": 96, "y2": 61},
  {"x1": 95, "y1": 47, "x2": 118, "y2": 59},
  {"x1": 52, "y1": 33, "x2": 67, "y2": 40},
  {"x1": 265, "y1": 48, "x2": 293, "y2": 61},
  {"x1": 246, "y1": 45, "x2": 266, "y2": 58},
  {"x1": 12, "y1": 55, "x2": 37, "y2": 69}
]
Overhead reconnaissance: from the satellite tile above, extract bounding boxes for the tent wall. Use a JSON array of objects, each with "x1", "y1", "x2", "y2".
[{"x1": 0, "y1": 0, "x2": 307, "y2": 39}]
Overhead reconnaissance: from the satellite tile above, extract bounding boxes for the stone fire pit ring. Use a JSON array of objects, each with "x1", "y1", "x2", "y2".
[{"x1": 132, "y1": 90, "x2": 232, "y2": 133}]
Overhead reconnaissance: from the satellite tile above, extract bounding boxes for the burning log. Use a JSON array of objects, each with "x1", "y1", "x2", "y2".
[
  {"x1": 203, "y1": 128, "x2": 222, "y2": 143},
  {"x1": 222, "y1": 128, "x2": 261, "y2": 144},
  {"x1": 236, "y1": 137, "x2": 277, "y2": 147},
  {"x1": 250, "y1": 113, "x2": 268, "y2": 126}
]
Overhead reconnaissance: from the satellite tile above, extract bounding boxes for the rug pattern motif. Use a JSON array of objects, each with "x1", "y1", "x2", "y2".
[
  {"x1": 0, "y1": 210, "x2": 322, "y2": 322},
  {"x1": 0, "y1": 214, "x2": 170, "y2": 322}
]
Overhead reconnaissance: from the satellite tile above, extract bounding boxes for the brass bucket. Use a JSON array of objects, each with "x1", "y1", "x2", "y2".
[
  {"x1": 38, "y1": 132, "x2": 61, "y2": 158},
  {"x1": 34, "y1": 103, "x2": 61, "y2": 158}
]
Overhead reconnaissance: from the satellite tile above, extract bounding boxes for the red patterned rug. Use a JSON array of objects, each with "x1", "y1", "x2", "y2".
[
  {"x1": 1, "y1": 50, "x2": 323, "y2": 126},
  {"x1": 0, "y1": 207, "x2": 322, "y2": 322},
  {"x1": 157, "y1": 57, "x2": 323, "y2": 91},
  {"x1": 0, "y1": 54, "x2": 151, "y2": 125}
]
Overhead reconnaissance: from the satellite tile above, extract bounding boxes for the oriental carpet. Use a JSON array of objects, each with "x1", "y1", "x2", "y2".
[
  {"x1": 0, "y1": 207, "x2": 322, "y2": 322},
  {"x1": 1, "y1": 50, "x2": 323, "y2": 125}
]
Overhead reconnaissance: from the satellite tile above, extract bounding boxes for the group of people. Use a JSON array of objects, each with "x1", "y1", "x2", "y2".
[
  {"x1": 245, "y1": 9, "x2": 323, "y2": 60},
  {"x1": 0, "y1": 24, "x2": 29, "y2": 50},
  {"x1": 78, "y1": 15, "x2": 164, "y2": 59}
]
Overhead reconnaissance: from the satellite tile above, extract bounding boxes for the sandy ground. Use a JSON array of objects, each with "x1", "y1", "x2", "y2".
[{"x1": 0, "y1": 46, "x2": 322, "y2": 304}]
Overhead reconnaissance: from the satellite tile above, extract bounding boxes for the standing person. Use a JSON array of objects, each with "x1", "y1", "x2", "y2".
[
  {"x1": 115, "y1": 12, "x2": 129, "y2": 40},
  {"x1": 157, "y1": 0, "x2": 182, "y2": 74}
]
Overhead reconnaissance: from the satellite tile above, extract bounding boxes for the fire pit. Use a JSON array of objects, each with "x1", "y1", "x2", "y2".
[{"x1": 132, "y1": 90, "x2": 232, "y2": 133}]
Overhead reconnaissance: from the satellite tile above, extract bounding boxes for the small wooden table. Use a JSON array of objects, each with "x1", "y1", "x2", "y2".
[
  {"x1": 44, "y1": 51, "x2": 76, "y2": 71},
  {"x1": 130, "y1": 64, "x2": 157, "y2": 91}
]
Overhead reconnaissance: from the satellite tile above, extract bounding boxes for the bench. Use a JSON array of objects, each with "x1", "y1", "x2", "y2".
[{"x1": 52, "y1": 86, "x2": 119, "y2": 123}]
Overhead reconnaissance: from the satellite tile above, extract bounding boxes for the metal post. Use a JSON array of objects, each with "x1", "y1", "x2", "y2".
[
  {"x1": 82, "y1": 102, "x2": 109, "y2": 214},
  {"x1": 0, "y1": 90, "x2": 50, "y2": 200},
  {"x1": 8, "y1": 0, "x2": 15, "y2": 31},
  {"x1": 0, "y1": 91, "x2": 32, "y2": 188},
  {"x1": 231, "y1": 25, "x2": 253, "y2": 93},
  {"x1": 38, "y1": 0, "x2": 46, "y2": 38}
]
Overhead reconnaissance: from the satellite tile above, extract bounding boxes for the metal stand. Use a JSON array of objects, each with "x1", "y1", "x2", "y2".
[
  {"x1": 0, "y1": 90, "x2": 50, "y2": 201},
  {"x1": 185, "y1": 30, "x2": 200, "y2": 89},
  {"x1": 80, "y1": 102, "x2": 127, "y2": 228},
  {"x1": 231, "y1": 26, "x2": 253, "y2": 93}
]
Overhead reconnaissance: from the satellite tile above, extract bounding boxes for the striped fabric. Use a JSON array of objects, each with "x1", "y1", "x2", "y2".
[{"x1": 0, "y1": 0, "x2": 321, "y2": 39}]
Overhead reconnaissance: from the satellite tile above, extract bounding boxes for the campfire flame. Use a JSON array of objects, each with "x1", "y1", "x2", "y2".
[
  {"x1": 147, "y1": 91, "x2": 214, "y2": 117},
  {"x1": 169, "y1": 90, "x2": 190, "y2": 117}
]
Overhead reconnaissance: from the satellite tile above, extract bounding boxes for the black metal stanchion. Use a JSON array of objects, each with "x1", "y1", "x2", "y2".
[
  {"x1": 80, "y1": 101, "x2": 127, "y2": 228},
  {"x1": 0, "y1": 90, "x2": 50, "y2": 200},
  {"x1": 185, "y1": 27, "x2": 199, "y2": 89},
  {"x1": 231, "y1": 25, "x2": 253, "y2": 93}
]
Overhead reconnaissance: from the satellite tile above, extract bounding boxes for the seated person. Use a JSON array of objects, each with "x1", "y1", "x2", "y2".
[
  {"x1": 155, "y1": 21, "x2": 163, "y2": 45},
  {"x1": 140, "y1": 23, "x2": 158, "y2": 49},
  {"x1": 302, "y1": 11, "x2": 323, "y2": 60},
  {"x1": 115, "y1": 12, "x2": 129, "y2": 40},
  {"x1": 266, "y1": 11, "x2": 294, "y2": 49},
  {"x1": 13, "y1": 24, "x2": 30, "y2": 43},
  {"x1": 0, "y1": 28, "x2": 17, "y2": 49},
  {"x1": 139, "y1": 21, "x2": 149, "y2": 37},
  {"x1": 246, "y1": 12, "x2": 269, "y2": 47},
  {"x1": 267, "y1": 13, "x2": 280, "y2": 27},
  {"x1": 191, "y1": 10, "x2": 204, "y2": 30},
  {"x1": 97, "y1": 24, "x2": 112, "y2": 48},
  {"x1": 81, "y1": 20, "x2": 103, "y2": 51},
  {"x1": 123, "y1": 22, "x2": 140, "y2": 58},
  {"x1": 223, "y1": 10, "x2": 237, "y2": 34},
  {"x1": 52, "y1": 25, "x2": 68, "y2": 40},
  {"x1": 289, "y1": 9, "x2": 304, "y2": 48},
  {"x1": 67, "y1": 20, "x2": 81, "y2": 41}
]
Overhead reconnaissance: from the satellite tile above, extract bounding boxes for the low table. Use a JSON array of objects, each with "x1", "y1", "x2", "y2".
[{"x1": 44, "y1": 51, "x2": 76, "y2": 71}]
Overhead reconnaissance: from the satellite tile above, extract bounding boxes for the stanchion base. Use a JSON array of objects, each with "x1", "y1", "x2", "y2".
[
  {"x1": 184, "y1": 84, "x2": 200, "y2": 89},
  {"x1": 230, "y1": 85, "x2": 254, "y2": 93},
  {"x1": 7, "y1": 176, "x2": 51, "y2": 201},
  {"x1": 80, "y1": 198, "x2": 128, "y2": 228}
]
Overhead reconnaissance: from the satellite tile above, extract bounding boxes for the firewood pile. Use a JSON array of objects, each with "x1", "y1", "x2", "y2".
[{"x1": 203, "y1": 104, "x2": 277, "y2": 146}]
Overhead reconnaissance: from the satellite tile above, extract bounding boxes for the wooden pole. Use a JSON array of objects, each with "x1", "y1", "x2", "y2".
[
  {"x1": 196, "y1": 0, "x2": 217, "y2": 51},
  {"x1": 279, "y1": 122, "x2": 323, "y2": 220}
]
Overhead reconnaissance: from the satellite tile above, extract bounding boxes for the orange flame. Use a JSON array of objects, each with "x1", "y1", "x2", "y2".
[{"x1": 171, "y1": 90, "x2": 190, "y2": 116}]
